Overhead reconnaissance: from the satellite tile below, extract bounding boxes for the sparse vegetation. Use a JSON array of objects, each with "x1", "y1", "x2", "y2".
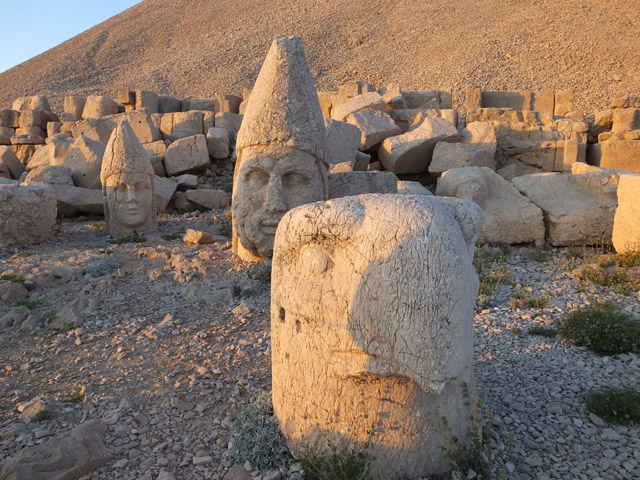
[
  {"x1": 229, "y1": 392, "x2": 292, "y2": 469},
  {"x1": 530, "y1": 245, "x2": 551, "y2": 263},
  {"x1": 14, "y1": 299, "x2": 39, "y2": 309},
  {"x1": 108, "y1": 232, "x2": 147, "y2": 245},
  {"x1": 61, "y1": 390, "x2": 85, "y2": 404},
  {"x1": 299, "y1": 440, "x2": 371, "y2": 480},
  {"x1": 162, "y1": 232, "x2": 184, "y2": 241},
  {"x1": 248, "y1": 261, "x2": 272, "y2": 285},
  {"x1": 527, "y1": 296, "x2": 548, "y2": 309},
  {"x1": 528, "y1": 326, "x2": 558, "y2": 337},
  {"x1": 32, "y1": 410, "x2": 53, "y2": 422},
  {"x1": 584, "y1": 386, "x2": 640, "y2": 425},
  {"x1": 62, "y1": 322, "x2": 77, "y2": 332},
  {"x1": 0, "y1": 273, "x2": 27, "y2": 285},
  {"x1": 556, "y1": 302, "x2": 640, "y2": 355},
  {"x1": 510, "y1": 327, "x2": 523, "y2": 337},
  {"x1": 474, "y1": 246, "x2": 511, "y2": 307},
  {"x1": 219, "y1": 210, "x2": 233, "y2": 238}
]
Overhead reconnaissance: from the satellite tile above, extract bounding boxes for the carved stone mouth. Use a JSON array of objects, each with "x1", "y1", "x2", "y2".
[{"x1": 261, "y1": 221, "x2": 279, "y2": 235}]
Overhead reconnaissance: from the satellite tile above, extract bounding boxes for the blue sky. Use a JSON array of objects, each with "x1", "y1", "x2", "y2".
[{"x1": 0, "y1": 1, "x2": 141, "y2": 73}]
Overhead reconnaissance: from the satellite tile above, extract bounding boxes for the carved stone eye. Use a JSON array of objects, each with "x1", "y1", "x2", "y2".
[{"x1": 301, "y1": 247, "x2": 332, "y2": 274}]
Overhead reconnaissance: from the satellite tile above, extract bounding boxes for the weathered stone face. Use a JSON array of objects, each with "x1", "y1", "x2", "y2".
[
  {"x1": 233, "y1": 145, "x2": 325, "y2": 258},
  {"x1": 271, "y1": 194, "x2": 481, "y2": 479}
]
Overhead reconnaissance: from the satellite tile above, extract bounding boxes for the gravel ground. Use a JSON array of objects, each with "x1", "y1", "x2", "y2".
[
  {"x1": 1, "y1": 215, "x2": 639, "y2": 480},
  {"x1": 0, "y1": 0, "x2": 638, "y2": 114}
]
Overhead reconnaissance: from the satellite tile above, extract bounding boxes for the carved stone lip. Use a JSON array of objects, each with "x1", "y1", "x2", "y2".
[{"x1": 261, "y1": 221, "x2": 279, "y2": 235}]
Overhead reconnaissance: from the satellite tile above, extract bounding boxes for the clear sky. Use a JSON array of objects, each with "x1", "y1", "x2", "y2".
[{"x1": 0, "y1": 1, "x2": 142, "y2": 74}]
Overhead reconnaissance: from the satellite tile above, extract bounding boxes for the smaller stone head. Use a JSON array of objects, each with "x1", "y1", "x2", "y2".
[
  {"x1": 436, "y1": 166, "x2": 488, "y2": 206},
  {"x1": 100, "y1": 118, "x2": 156, "y2": 236},
  {"x1": 232, "y1": 35, "x2": 328, "y2": 260}
]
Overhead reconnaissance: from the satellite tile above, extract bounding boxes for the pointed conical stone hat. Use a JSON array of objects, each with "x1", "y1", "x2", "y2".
[
  {"x1": 235, "y1": 35, "x2": 326, "y2": 165},
  {"x1": 100, "y1": 117, "x2": 154, "y2": 184}
]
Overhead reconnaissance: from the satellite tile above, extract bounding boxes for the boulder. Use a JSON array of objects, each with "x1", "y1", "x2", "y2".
[
  {"x1": 126, "y1": 110, "x2": 161, "y2": 144},
  {"x1": 0, "y1": 183, "x2": 57, "y2": 247},
  {"x1": 0, "y1": 419, "x2": 112, "y2": 480},
  {"x1": 513, "y1": 172, "x2": 618, "y2": 246},
  {"x1": 214, "y1": 112, "x2": 243, "y2": 141},
  {"x1": 346, "y1": 109, "x2": 402, "y2": 150},
  {"x1": 183, "y1": 228, "x2": 214, "y2": 245},
  {"x1": 52, "y1": 185, "x2": 104, "y2": 218},
  {"x1": 378, "y1": 117, "x2": 458, "y2": 174},
  {"x1": 331, "y1": 92, "x2": 386, "y2": 122},
  {"x1": 0, "y1": 145, "x2": 26, "y2": 179},
  {"x1": 159, "y1": 111, "x2": 204, "y2": 141},
  {"x1": 185, "y1": 189, "x2": 229, "y2": 209},
  {"x1": 271, "y1": 194, "x2": 481, "y2": 479},
  {"x1": 328, "y1": 171, "x2": 398, "y2": 199},
  {"x1": 63, "y1": 96, "x2": 87, "y2": 122},
  {"x1": 82, "y1": 96, "x2": 119, "y2": 119},
  {"x1": 594, "y1": 140, "x2": 640, "y2": 172},
  {"x1": 437, "y1": 167, "x2": 545, "y2": 245},
  {"x1": 206, "y1": 127, "x2": 230, "y2": 159},
  {"x1": 612, "y1": 108, "x2": 640, "y2": 133},
  {"x1": 324, "y1": 119, "x2": 361, "y2": 164},
  {"x1": 24, "y1": 165, "x2": 74, "y2": 185},
  {"x1": 164, "y1": 134, "x2": 210, "y2": 176},
  {"x1": 612, "y1": 173, "x2": 640, "y2": 253},
  {"x1": 154, "y1": 176, "x2": 178, "y2": 213},
  {"x1": 71, "y1": 117, "x2": 117, "y2": 144},
  {"x1": 397, "y1": 180, "x2": 433, "y2": 195},
  {"x1": 51, "y1": 135, "x2": 106, "y2": 189}
]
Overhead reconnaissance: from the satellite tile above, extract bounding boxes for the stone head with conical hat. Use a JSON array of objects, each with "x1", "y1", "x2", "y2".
[
  {"x1": 232, "y1": 35, "x2": 328, "y2": 261},
  {"x1": 101, "y1": 117, "x2": 156, "y2": 236}
]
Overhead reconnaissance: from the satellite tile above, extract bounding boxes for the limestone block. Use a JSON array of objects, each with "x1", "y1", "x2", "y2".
[
  {"x1": 440, "y1": 92, "x2": 453, "y2": 109},
  {"x1": 331, "y1": 92, "x2": 386, "y2": 122},
  {"x1": 24, "y1": 165, "x2": 74, "y2": 185},
  {"x1": 328, "y1": 161, "x2": 354, "y2": 173},
  {"x1": 62, "y1": 96, "x2": 86, "y2": 122},
  {"x1": 324, "y1": 119, "x2": 361, "y2": 164},
  {"x1": 47, "y1": 122, "x2": 62, "y2": 137},
  {"x1": 135, "y1": 90, "x2": 159, "y2": 113},
  {"x1": 401, "y1": 89, "x2": 441, "y2": 109},
  {"x1": 0, "y1": 126, "x2": 13, "y2": 138},
  {"x1": 183, "y1": 98, "x2": 217, "y2": 112},
  {"x1": 379, "y1": 85, "x2": 407, "y2": 110},
  {"x1": 555, "y1": 136, "x2": 586, "y2": 172},
  {"x1": 217, "y1": 94, "x2": 242, "y2": 114},
  {"x1": 0, "y1": 183, "x2": 56, "y2": 247},
  {"x1": 206, "y1": 127, "x2": 230, "y2": 159},
  {"x1": 15, "y1": 127, "x2": 45, "y2": 138},
  {"x1": 328, "y1": 171, "x2": 398, "y2": 198},
  {"x1": 125, "y1": 110, "x2": 161, "y2": 144},
  {"x1": 49, "y1": 134, "x2": 74, "y2": 162},
  {"x1": 354, "y1": 151, "x2": 370, "y2": 171},
  {"x1": 18, "y1": 109, "x2": 48, "y2": 129},
  {"x1": 397, "y1": 180, "x2": 433, "y2": 195},
  {"x1": 0, "y1": 110, "x2": 20, "y2": 128},
  {"x1": 429, "y1": 122, "x2": 497, "y2": 174},
  {"x1": 0, "y1": 146, "x2": 25, "y2": 179},
  {"x1": 612, "y1": 174, "x2": 640, "y2": 252},
  {"x1": 271, "y1": 194, "x2": 481, "y2": 479},
  {"x1": 0, "y1": 419, "x2": 111, "y2": 480},
  {"x1": 50, "y1": 135, "x2": 106, "y2": 189},
  {"x1": 346, "y1": 109, "x2": 402, "y2": 150},
  {"x1": 597, "y1": 140, "x2": 640, "y2": 172},
  {"x1": 611, "y1": 96, "x2": 640, "y2": 109},
  {"x1": 159, "y1": 111, "x2": 204, "y2": 141},
  {"x1": 338, "y1": 80, "x2": 377, "y2": 100},
  {"x1": 317, "y1": 91, "x2": 336, "y2": 118},
  {"x1": 185, "y1": 188, "x2": 229, "y2": 209},
  {"x1": 10, "y1": 145, "x2": 40, "y2": 167},
  {"x1": 437, "y1": 167, "x2": 545, "y2": 245},
  {"x1": 23, "y1": 145, "x2": 49, "y2": 170},
  {"x1": 554, "y1": 90, "x2": 574, "y2": 116},
  {"x1": 164, "y1": 134, "x2": 210, "y2": 176},
  {"x1": 154, "y1": 175, "x2": 178, "y2": 213},
  {"x1": 71, "y1": 117, "x2": 117, "y2": 144},
  {"x1": 183, "y1": 229, "x2": 214, "y2": 245},
  {"x1": 12, "y1": 96, "x2": 50, "y2": 112},
  {"x1": 466, "y1": 87, "x2": 482, "y2": 109},
  {"x1": 159, "y1": 95, "x2": 182, "y2": 113},
  {"x1": 378, "y1": 117, "x2": 458, "y2": 174},
  {"x1": 11, "y1": 134, "x2": 45, "y2": 145},
  {"x1": 115, "y1": 90, "x2": 135, "y2": 107},
  {"x1": 214, "y1": 112, "x2": 243, "y2": 141},
  {"x1": 513, "y1": 172, "x2": 618, "y2": 246},
  {"x1": 82, "y1": 96, "x2": 119, "y2": 119},
  {"x1": 589, "y1": 109, "x2": 613, "y2": 143},
  {"x1": 144, "y1": 140, "x2": 168, "y2": 160},
  {"x1": 203, "y1": 111, "x2": 215, "y2": 133},
  {"x1": 612, "y1": 108, "x2": 640, "y2": 133},
  {"x1": 52, "y1": 184, "x2": 104, "y2": 217}
]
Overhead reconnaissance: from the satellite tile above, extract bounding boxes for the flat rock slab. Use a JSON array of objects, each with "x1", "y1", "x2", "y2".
[
  {"x1": 0, "y1": 418, "x2": 112, "y2": 480},
  {"x1": 0, "y1": 183, "x2": 56, "y2": 247}
]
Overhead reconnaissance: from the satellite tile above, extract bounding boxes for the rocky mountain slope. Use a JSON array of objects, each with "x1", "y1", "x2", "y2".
[{"x1": 1, "y1": 0, "x2": 638, "y2": 113}]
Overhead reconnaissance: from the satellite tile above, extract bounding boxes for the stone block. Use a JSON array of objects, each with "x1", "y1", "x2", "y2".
[
  {"x1": 52, "y1": 184, "x2": 104, "y2": 217},
  {"x1": 12, "y1": 96, "x2": 51, "y2": 111},
  {"x1": 203, "y1": 111, "x2": 216, "y2": 132},
  {"x1": 378, "y1": 117, "x2": 458, "y2": 174},
  {"x1": 0, "y1": 110, "x2": 19, "y2": 128},
  {"x1": 0, "y1": 183, "x2": 56, "y2": 246},
  {"x1": 612, "y1": 108, "x2": 640, "y2": 133},
  {"x1": 206, "y1": 127, "x2": 230, "y2": 159},
  {"x1": 612, "y1": 173, "x2": 640, "y2": 252},
  {"x1": 24, "y1": 165, "x2": 74, "y2": 185},
  {"x1": 346, "y1": 109, "x2": 402, "y2": 150},
  {"x1": 15, "y1": 127, "x2": 45, "y2": 138},
  {"x1": 317, "y1": 91, "x2": 336, "y2": 118},
  {"x1": 328, "y1": 171, "x2": 398, "y2": 198},
  {"x1": 160, "y1": 111, "x2": 204, "y2": 141},
  {"x1": 401, "y1": 89, "x2": 441, "y2": 109},
  {"x1": 554, "y1": 90, "x2": 575, "y2": 116},
  {"x1": 185, "y1": 188, "x2": 229, "y2": 209},
  {"x1": 154, "y1": 175, "x2": 178, "y2": 213},
  {"x1": 82, "y1": 96, "x2": 119, "y2": 119},
  {"x1": 135, "y1": 90, "x2": 159, "y2": 113},
  {"x1": 183, "y1": 98, "x2": 217, "y2": 112},
  {"x1": 164, "y1": 134, "x2": 210, "y2": 176},
  {"x1": 554, "y1": 137, "x2": 586, "y2": 172},
  {"x1": 324, "y1": 119, "x2": 361, "y2": 164},
  {"x1": 596, "y1": 140, "x2": 640, "y2": 172},
  {"x1": 126, "y1": 110, "x2": 161, "y2": 144},
  {"x1": 51, "y1": 135, "x2": 106, "y2": 189},
  {"x1": 18, "y1": 109, "x2": 48, "y2": 129},
  {"x1": 62, "y1": 96, "x2": 86, "y2": 123},
  {"x1": 217, "y1": 94, "x2": 242, "y2": 114},
  {"x1": 379, "y1": 85, "x2": 407, "y2": 110},
  {"x1": 11, "y1": 134, "x2": 45, "y2": 145},
  {"x1": 144, "y1": 140, "x2": 168, "y2": 176},
  {"x1": 47, "y1": 122, "x2": 62, "y2": 137},
  {"x1": 159, "y1": 96, "x2": 182, "y2": 113},
  {"x1": 0, "y1": 146, "x2": 26, "y2": 179},
  {"x1": 331, "y1": 92, "x2": 385, "y2": 122},
  {"x1": 397, "y1": 180, "x2": 433, "y2": 195},
  {"x1": 611, "y1": 96, "x2": 640, "y2": 109},
  {"x1": 214, "y1": 112, "x2": 243, "y2": 141},
  {"x1": 71, "y1": 117, "x2": 117, "y2": 144},
  {"x1": 115, "y1": 90, "x2": 135, "y2": 106}
]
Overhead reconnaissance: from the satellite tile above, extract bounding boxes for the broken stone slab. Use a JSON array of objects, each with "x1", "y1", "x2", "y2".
[
  {"x1": 379, "y1": 85, "x2": 407, "y2": 110},
  {"x1": 324, "y1": 119, "x2": 361, "y2": 165},
  {"x1": 183, "y1": 98, "x2": 217, "y2": 112},
  {"x1": 496, "y1": 160, "x2": 543, "y2": 181},
  {"x1": 17, "y1": 109, "x2": 49, "y2": 129},
  {"x1": 317, "y1": 91, "x2": 336, "y2": 118},
  {"x1": 12, "y1": 96, "x2": 51, "y2": 112},
  {"x1": 611, "y1": 108, "x2": 640, "y2": 133},
  {"x1": 164, "y1": 134, "x2": 210, "y2": 176},
  {"x1": 144, "y1": 140, "x2": 168, "y2": 176},
  {"x1": 346, "y1": 109, "x2": 402, "y2": 150},
  {"x1": 185, "y1": 188, "x2": 229, "y2": 209},
  {"x1": 50, "y1": 135, "x2": 106, "y2": 189},
  {"x1": 206, "y1": 127, "x2": 230, "y2": 159},
  {"x1": 437, "y1": 167, "x2": 545, "y2": 245},
  {"x1": 135, "y1": 90, "x2": 159, "y2": 113},
  {"x1": 397, "y1": 180, "x2": 433, "y2": 195},
  {"x1": 0, "y1": 145, "x2": 26, "y2": 179},
  {"x1": 71, "y1": 117, "x2": 117, "y2": 144},
  {"x1": 171, "y1": 173, "x2": 198, "y2": 190},
  {"x1": 401, "y1": 89, "x2": 442, "y2": 109},
  {"x1": 378, "y1": 116, "x2": 458, "y2": 174},
  {"x1": 554, "y1": 90, "x2": 575, "y2": 117},
  {"x1": 216, "y1": 94, "x2": 243, "y2": 114},
  {"x1": 183, "y1": 228, "x2": 214, "y2": 245},
  {"x1": 82, "y1": 96, "x2": 120, "y2": 119},
  {"x1": 0, "y1": 419, "x2": 112, "y2": 480},
  {"x1": 52, "y1": 184, "x2": 104, "y2": 218},
  {"x1": 126, "y1": 109, "x2": 161, "y2": 144},
  {"x1": 154, "y1": 176, "x2": 178, "y2": 213},
  {"x1": 159, "y1": 111, "x2": 204, "y2": 141},
  {"x1": 24, "y1": 165, "x2": 74, "y2": 185},
  {"x1": 214, "y1": 112, "x2": 243, "y2": 141},
  {"x1": 594, "y1": 140, "x2": 640, "y2": 172},
  {"x1": 158, "y1": 95, "x2": 182, "y2": 113},
  {"x1": 429, "y1": 122, "x2": 497, "y2": 174},
  {"x1": 328, "y1": 171, "x2": 398, "y2": 199},
  {"x1": 11, "y1": 134, "x2": 45, "y2": 145},
  {"x1": 612, "y1": 173, "x2": 640, "y2": 253},
  {"x1": 513, "y1": 172, "x2": 619, "y2": 246},
  {"x1": 331, "y1": 91, "x2": 386, "y2": 122},
  {"x1": 0, "y1": 183, "x2": 57, "y2": 247}
]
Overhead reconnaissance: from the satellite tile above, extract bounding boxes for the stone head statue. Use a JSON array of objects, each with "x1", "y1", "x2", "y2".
[
  {"x1": 437, "y1": 166, "x2": 488, "y2": 205},
  {"x1": 100, "y1": 118, "x2": 156, "y2": 236},
  {"x1": 271, "y1": 194, "x2": 482, "y2": 478},
  {"x1": 232, "y1": 35, "x2": 328, "y2": 261}
]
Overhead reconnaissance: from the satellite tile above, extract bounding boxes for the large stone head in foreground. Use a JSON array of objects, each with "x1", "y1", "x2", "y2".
[
  {"x1": 271, "y1": 194, "x2": 481, "y2": 479},
  {"x1": 232, "y1": 35, "x2": 328, "y2": 261},
  {"x1": 100, "y1": 118, "x2": 156, "y2": 236}
]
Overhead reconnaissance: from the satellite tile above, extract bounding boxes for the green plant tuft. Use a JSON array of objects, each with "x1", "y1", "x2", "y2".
[
  {"x1": 531, "y1": 245, "x2": 551, "y2": 262},
  {"x1": 61, "y1": 390, "x2": 85, "y2": 403},
  {"x1": 584, "y1": 386, "x2": 640, "y2": 425},
  {"x1": 229, "y1": 392, "x2": 292, "y2": 469},
  {"x1": 528, "y1": 326, "x2": 558, "y2": 337},
  {"x1": 218, "y1": 210, "x2": 233, "y2": 238},
  {"x1": 108, "y1": 232, "x2": 147, "y2": 245},
  {"x1": 248, "y1": 261, "x2": 272, "y2": 285},
  {"x1": 14, "y1": 299, "x2": 39, "y2": 309},
  {"x1": 299, "y1": 441, "x2": 371, "y2": 480},
  {"x1": 557, "y1": 302, "x2": 640, "y2": 355},
  {"x1": 0, "y1": 273, "x2": 27, "y2": 285},
  {"x1": 32, "y1": 410, "x2": 53, "y2": 422}
]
